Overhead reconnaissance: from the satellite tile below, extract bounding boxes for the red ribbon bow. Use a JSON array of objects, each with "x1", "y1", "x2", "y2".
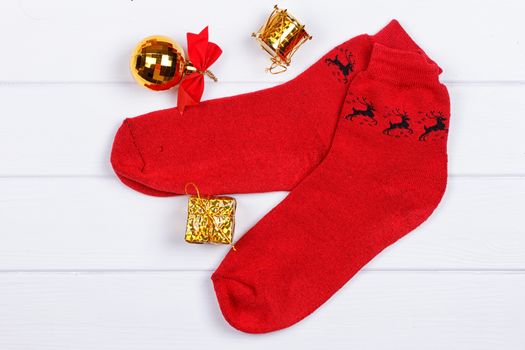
[{"x1": 177, "y1": 27, "x2": 222, "y2": 114}]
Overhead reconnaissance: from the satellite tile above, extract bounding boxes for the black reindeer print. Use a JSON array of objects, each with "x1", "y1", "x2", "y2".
[
  {"x1": 419, "y1": 111, "x2": 448, "y2": 141},
  {"x1": 345, "y1": 97, "x2": 377, "y2": 125},
  {"x1": 383, "y1": 109, "x2": 414, "y2": 137},
  {"x1": 325, "y1": 48, "x2": 355, "y2": 83}
]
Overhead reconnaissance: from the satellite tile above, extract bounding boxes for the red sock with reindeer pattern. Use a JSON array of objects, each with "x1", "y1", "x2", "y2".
[
  {"x1": 212, "y1": 43, "x2": 450, "y2": 333},
  {"x1": 111, "y1": 20, "x2": 430, "y2": 196}
]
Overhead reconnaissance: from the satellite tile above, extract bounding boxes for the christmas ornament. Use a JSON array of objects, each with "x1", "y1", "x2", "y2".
[
  {"x1": 184, "y1": 183, "x2": 236, "y2": 248},
  {"x1": 130, "y1": 35, "x2": 186, "y2": 91},
  {"x1": 252, "y1": 5, "x2": 312, "y2": 74},
  {"x1": 130, "y1": 27, "x2": 222, "y2": 113}
]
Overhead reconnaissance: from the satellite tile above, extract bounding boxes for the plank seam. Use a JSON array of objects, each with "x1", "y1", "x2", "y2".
[
  {"x1": 1, "y1": 174, "x2": 525, "y2": 179},
  {"x1": 0, "y1": 81, "x2": 524, "y2": 86},
  {"x1": 0, "y1": 269, "x2": 524, "y2": 274}
]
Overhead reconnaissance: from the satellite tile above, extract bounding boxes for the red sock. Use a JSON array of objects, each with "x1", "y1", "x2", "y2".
[
  {"x1": 212, "y1": 43, "x2": 449, "y2": 333},
  {"x1": 111, "y1": 20, "x2": 426, "y2": 196}
]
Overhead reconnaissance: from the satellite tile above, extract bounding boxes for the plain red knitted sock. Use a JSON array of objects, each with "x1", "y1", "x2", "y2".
[
  {"x1": 212, "y1": 43, "x2": 449, "y2": 333},
  {"x1": 111, "y1": 20, "x2": 426, "y2": 196}
]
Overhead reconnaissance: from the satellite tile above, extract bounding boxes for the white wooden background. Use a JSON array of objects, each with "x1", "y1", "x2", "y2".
[{"x1": 1, "y1": 1, "x2": 524, "y2": 349}]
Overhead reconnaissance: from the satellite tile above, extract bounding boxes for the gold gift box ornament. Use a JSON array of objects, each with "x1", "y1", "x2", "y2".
[
  {"x1": 184, "y1": 183, "x2": 236, "y2": 249},
  {"x1": 252, "y1": 5, "x2": 312, "y2": 74}
]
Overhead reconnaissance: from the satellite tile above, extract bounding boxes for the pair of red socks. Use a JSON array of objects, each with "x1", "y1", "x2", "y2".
[{"x1": 111, "y1": 20, "x2": 450, "y2": 333}]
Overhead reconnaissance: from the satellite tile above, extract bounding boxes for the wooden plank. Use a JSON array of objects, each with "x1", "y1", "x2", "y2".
[
  {"x1": 0, "y1": 1, "x2": 524, "y2": 82},
  {"x1": 0, "y1": 271, "x2": 523, "y2": 349},
  {"x1": 0, "y1": 177, "x2": 524, "y2": 270},
  {"x1": 0, "y1": 84, "x2": 524, "y2": 176}
]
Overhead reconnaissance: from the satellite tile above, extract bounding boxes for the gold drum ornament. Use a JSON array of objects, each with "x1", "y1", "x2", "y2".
[{"x1": 252, "y1": 5, "x2": 312, "y2": 74}]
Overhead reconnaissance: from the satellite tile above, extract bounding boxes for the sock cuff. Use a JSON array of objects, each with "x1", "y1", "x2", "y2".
[
  {"x1": 365, "y1": 43, "x2": 442, "y2": 88},
  {"x1": 373, "y1": 20, "x2": 423, "y2": 53},
  {"x1": 372, "y1": 19, "x2": 443, "y2": 74}
]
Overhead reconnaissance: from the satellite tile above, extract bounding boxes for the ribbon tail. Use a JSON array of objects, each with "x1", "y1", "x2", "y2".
[{"x1": 177, "y1": 73, "x2": 204, "y2": 114}]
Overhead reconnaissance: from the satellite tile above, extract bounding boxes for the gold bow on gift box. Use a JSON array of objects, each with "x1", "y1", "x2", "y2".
[{"x1": 184, "y1": 183, "x2": 236, "y2": 249}]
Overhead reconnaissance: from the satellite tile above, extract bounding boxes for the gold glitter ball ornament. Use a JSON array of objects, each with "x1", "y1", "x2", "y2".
[{"x1": 130, "y1": 35, "x2": 186, "y2": 91}]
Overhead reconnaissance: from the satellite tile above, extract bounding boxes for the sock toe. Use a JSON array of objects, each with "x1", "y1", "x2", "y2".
[
  {"x1": 111, "y1": 119, "x2": 146, "y2": 180},
  {"x1": 212, "y1": 274, "x2": 272, "y2": 334},
  {"x1": 115, "y1": 173, "x2": 175, "y2": 197}
]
